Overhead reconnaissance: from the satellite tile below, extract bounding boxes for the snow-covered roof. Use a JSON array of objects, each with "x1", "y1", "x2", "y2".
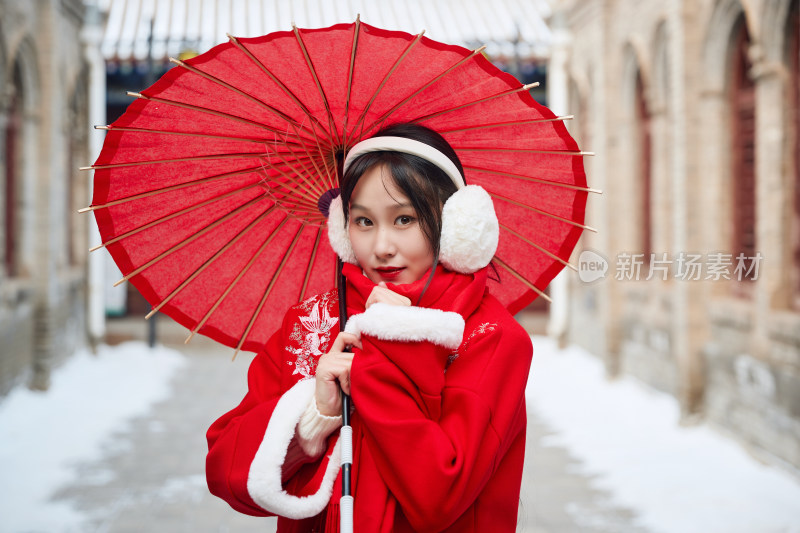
[{"x1": 96, "y1": 0, "x2": 553, "y2": 61}]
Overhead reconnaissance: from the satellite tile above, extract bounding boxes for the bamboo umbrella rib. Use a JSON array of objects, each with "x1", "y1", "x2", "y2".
[
  {"x1": 262, "y1": 184, "x2": 321, "y2": 212},
  {"x1": 84, "y1": 152, "x2": 276, "y2": 171},
  {"x1": 292, "y1": 26, "x2": 338, "y2": 146},
  {"x1": 498, "y1": 222, "x2": 578, "y2": 272},
  {"x1": 185, "y1": 216, "x2": 291, "y2": 344},
  {"x1": 299, "y1": 225, "x2": 323, "y2": 303},
  {"x1": 466, "y1": 166, "x2": 602, "y2": 194},
  {"x1": 437, "y1": 116, "x2": 574, "y2": 134},
  {"x1": 455, "y1": 146, "x2": 594, "y2": 156},
  {"x1": 346, "y1": 30, "x2": 426, "y2": 142},
  {"x1": 258, "y1": 174, "x2": 323, "y2": 210},
  {"x1": 492, "y1": 256, "x2": 552, "y2": 303},
  {"x1": 233, "y1": 223, "x2": 305, "y2": 360},
  {"x1": 356, "y1": 45, "x2": 487, "y2": 140},
  {"x1": 490, "y1": 191, "x2": 598, "y2": 233},
  {"x1": 125, "y1": 92, "x2": 317, "y2": 145},
  {"x1": 264, "y1": 143, "x2": 326, "y2": 198},
  {"x1": 278, "y1": 139, "x2": 332, "y2": 198},
  {"x1": 145, "y1": 205, "x2": 279, "y2": 319},
  {"x1": 341, "y1": 16, "x2": 361, "y2": 149},
  {"x1": 412, "y1": 82, "x2": 539, "y2": 125},
  {"x1": 227, "y1": 34, "x2": 333, "y2": 143},
  {"x1": 98, "y1": 125, "x2": 308, "y2": 148},
  {"x1": 301, "y1": 120, "x2": 336, "y2": 191},
  {"x1": 169, "y1": 57, "x2": 326, "y2": 145},
  {"x1": 256, "y1": 160, "x2": 322, "y2": 206},
  {"x1": 92, "y1": 182, "x2": 263, "y2": 252},
  {"x1": 82, "y1": 166, "x2": 263, "y2": 212},
  {"x1": 113, "y1": 194, "x2": 268, "y2": 287}
]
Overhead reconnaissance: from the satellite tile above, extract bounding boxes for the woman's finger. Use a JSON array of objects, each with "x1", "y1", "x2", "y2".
[{"x1": 331, "y1": 331, "x2": 361, "y2": 351}]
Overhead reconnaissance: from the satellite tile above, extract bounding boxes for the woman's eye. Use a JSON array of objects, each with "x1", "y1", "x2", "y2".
[
  {"x1": 396, "y1": 215, "x2": 414, "y2": 226},
  {"x1": 354, "y1": 216, "x2": 372, "y2": 227}
]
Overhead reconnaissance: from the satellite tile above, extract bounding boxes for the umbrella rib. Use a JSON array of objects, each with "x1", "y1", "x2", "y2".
[
  {"x1": 299, "y1": 225, "x2": 323, "y2": 303},
  {"x1": 226, "y1": 33, "x2": 333, "y2": 145},
  {"x1": 84, "y1": 152, "x2": 276, "y2": 171},
  {"x1": 145, "y1": 205, "x2": 279, "y2": 319},
  {"x1": 292, "y1": 25, "x2": 338, "y2": 146},
  {"x1": 125, "y1": 92, "x2": 316, "y2": 145},
  {"x1": 261, "y1": 181, "x2": 322, "y2": 211},
  {"x1": 492, "y1": 256, "x2": 552, "y2": 303},
  {"x1": 233, "y1": 223, "x2": 305, "y2": 360},
  {"x1": 185, "y1": 216, "x2": 291, "y2": 344},
  {"x1": 412, "y1": 82, "x2": 539, "y2": 124},
  {"x1": 489, "y1": 191, "x2": 598, "y2": 233},
  {"x1": 356, "y1": 45, "x2": 487, "y2": 140},
  {"x1": 467, "y1": 166, "x2": 601, "y2": 194},
  {"x1": 91, "y1": 182, "x2": 263, "y2": 252},
  {"x1": 81, "y1": 166, "x2": 262, "y2": 212},
  {"x1": 294, "y1": 120, "x2": 336, "y2": 191},
  {"x1": 98, "y1": 125, "x2": 308, "y2": 147},
  {"x1": 498, "y1": 222, "x2": 578, "y2": 272},
  {"x1": 263, "y1": 144, "x2": 326, "y2": 198},
  {"x1": 113, "y1": 194, "x2": 268, "y2": 287},
  {"x1": 456, "y1": 146, "x2": 594, "y2": 156},
  {"x1": 347, "y1": 30, "x2": 426, "y2": 143},
  {"x1": 437, "y1": 116, "x2": 575, "y2": 133},
  {"x1": 341, "y1": 16, "x2": 361, "y2": 149},
  {"x1": 169, "y1": 57, "x2": 325, "y2": 143}
]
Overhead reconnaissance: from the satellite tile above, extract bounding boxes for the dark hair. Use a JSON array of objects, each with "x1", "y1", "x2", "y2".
[{"x1": 339, "y1": 123, "x2": 465, "y2": 260}]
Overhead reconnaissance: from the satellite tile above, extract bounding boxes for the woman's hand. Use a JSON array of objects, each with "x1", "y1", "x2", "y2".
[
  {"x1": 315, "y1": 331, "x2": 361, "y2": 417},
  {"x1": 366, "y1": 281, "x2": 412, "y2": 309}
]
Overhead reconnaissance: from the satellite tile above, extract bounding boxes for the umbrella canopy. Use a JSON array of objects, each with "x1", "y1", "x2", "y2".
[{"x1": 85, "y1": 19, "x2": 595, "y2": 355}]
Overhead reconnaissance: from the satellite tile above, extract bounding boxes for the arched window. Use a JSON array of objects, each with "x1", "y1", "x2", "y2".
[
  {"x1": 4, "y1": 62, "x2": 23, "y2": 277},
  {"x1": 635, "y1": 70, "x2": 653, "y2": 263},
  {"x1": 789, "y1": 0, "x2": 800, "y2": 306},
  {"x1": 730, "y1": 16, "x2": 757, "y2": 287}
]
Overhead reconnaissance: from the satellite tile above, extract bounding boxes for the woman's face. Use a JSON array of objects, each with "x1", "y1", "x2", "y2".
[{"x1": 348, "y1": 164, "x2": 435, "y2": 285}]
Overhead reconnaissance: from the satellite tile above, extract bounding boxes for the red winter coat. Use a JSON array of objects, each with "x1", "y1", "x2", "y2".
[{"x1": 206, "y1": 263, "x2": 533, "y2": 532}]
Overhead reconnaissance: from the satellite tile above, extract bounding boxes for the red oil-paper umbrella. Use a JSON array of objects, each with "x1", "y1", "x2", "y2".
[{"x1": 85, "y1": 19, "x2": 594, "y2": 355}]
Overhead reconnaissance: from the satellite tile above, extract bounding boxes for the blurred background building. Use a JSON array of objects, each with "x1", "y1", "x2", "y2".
[
  {"x1": 0, "y1": 0, "x2": 91, "y2": 393},
  {"x1": 1, "y1": 0, "x2": 798, "y2": 479},
  {"x1": 550, "y1": 0, "x2": 800, "y2": 472}
]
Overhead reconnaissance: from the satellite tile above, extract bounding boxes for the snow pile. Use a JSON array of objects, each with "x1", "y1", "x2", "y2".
[
  {"x1": 0, "y1": 342, "x2": 185, "y2": 533},
  {"x1": 526, "y1": 335, "x2": 800, "y2": 533}
]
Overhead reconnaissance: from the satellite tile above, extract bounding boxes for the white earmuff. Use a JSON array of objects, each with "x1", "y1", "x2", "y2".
[
  {"x1": 326, "y1": 195, "x2": 358, "y2": 265},
  {"x1": 439, "y1": 185, "x2": 499, "y2": 273}
]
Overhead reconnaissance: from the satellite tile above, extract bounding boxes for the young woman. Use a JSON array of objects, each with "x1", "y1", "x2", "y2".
[{"x1": 206, "y1": 123, "x2": 534, "y2": 532}]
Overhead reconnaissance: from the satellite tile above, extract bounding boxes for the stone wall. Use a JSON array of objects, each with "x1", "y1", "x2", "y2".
[
  {"x1": 553, "y1": 0, "x2": 800, "y2": 470},
  {"x1": 0, "y1": 0, "x2": 90, "y2": 395}
]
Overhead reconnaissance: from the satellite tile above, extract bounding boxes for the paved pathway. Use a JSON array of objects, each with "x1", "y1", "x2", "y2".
[{"x1": 52, "y1": 317, "x2": 651, "y2": 533}]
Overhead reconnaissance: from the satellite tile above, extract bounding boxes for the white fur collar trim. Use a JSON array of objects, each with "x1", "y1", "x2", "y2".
[
  {"x1": 344, "y1": 303, "x2": 465, "y2": 350},
  {"x1": 247, "y1": 378, "x2": 341, "y2": 519}
]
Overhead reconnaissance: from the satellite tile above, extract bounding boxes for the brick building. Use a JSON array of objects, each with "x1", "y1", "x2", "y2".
[
  {"x1": 0, "y1": 0, "x2": 92, "y2": 394},
  {"x1": 550, "y1": 0, "x2": 800, "y2": 471}
]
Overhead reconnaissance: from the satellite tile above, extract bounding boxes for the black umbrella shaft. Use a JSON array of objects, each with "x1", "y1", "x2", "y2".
[{"x1": 337, "y1": 258, "x2": 353, "y2": 499}]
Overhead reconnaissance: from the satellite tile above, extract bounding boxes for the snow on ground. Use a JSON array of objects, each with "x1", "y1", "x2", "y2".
[
  {"x1": 527, "y1": 335, "x2": 800, "y2": 533},
  {"x1": 0, "y1": 342, "x2": 185, "y2": 533}
]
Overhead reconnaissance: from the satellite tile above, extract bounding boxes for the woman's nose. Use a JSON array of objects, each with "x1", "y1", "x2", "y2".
[{"x1": 374, "y1": 228, "x2": 396, "y2": 257}]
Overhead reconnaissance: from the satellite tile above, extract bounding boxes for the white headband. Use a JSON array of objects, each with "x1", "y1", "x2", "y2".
[{"x1": 342, "y1": 136, "x2": 465, "y2": 190}]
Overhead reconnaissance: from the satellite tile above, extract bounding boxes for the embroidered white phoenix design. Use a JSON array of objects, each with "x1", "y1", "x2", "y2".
[{"x1": 287, "y1": 299, "x2": 339, "y2": 378}]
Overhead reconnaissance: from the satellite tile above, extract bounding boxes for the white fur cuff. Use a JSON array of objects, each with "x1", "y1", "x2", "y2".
[
  {"x1": 247, "y1": 379, "x2": 342, "y2": 519},
  {"x1": 344, "y1": 303, "x2": 465, "y2": 350}
]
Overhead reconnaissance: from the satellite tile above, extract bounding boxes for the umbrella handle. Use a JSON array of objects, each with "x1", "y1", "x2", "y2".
[{"x1": 340, "y1": 392, "x2": 353, "y2": 533}]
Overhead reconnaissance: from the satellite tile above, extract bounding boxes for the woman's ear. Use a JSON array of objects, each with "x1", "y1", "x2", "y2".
[
  {"x1": 439, "y1": 185, "x2": 499, "y2": 273},
  {"x1": 327, "y1": 195, "x2": 358, "y2": 264}
]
